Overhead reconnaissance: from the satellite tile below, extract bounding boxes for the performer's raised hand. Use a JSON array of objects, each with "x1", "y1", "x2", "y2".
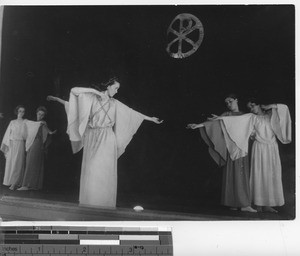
[{"x1": 151, "y1": 117, "x2": 164, "y2": 124}]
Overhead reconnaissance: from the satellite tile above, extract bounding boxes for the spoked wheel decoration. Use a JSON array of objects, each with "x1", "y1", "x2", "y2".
[{"x1": 166, "y1": 13, "x2": 204, "y2": 59}]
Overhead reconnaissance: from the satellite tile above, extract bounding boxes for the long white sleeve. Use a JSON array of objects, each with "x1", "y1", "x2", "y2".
[{"x1": 270, "y1": 104, "x2": 292, "y2": 144}]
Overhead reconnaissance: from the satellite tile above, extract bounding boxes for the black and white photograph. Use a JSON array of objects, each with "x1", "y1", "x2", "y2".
[{"x1": 0, "y1": 5, "x2": 295, "y2": 222}]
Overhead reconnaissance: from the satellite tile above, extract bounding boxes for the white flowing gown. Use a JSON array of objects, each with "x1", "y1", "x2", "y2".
[
  {"x1": 249, "y1": 106, "x2": 291, "y2": 206},
  {"x1": 1, "y1": 119, "x2": 27, "y2": 187},
  {"x1": 65, "y1": 88, "x2": 145, "y2": 208}
]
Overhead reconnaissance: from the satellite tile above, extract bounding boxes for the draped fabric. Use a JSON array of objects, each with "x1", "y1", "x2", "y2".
[
  {"x1": 270, "y1": 104, "x2": 292, "y2": 144},
  {"x1": 65, "y1": 87, "x2": 144, "y2": 207},
  {"x1": 21, "y1": 122, "x2": 50, "y2": 190},
  {"x1": 207, "y1": 104, "x2": 292, "y2": 207},
  {"x1": 218, "y1": 104, "x2": 291, "y2": 161},
  {"x1": 1, "y1": 119, "x2": 51, "y2": 189},
  {"x1": 221, "y1": 154, "x2": 250, "y2": 207},
  {"x1": 199, "y1": 121, "x2": 227, "y2": 167},
  {"x1": 114, "y1": 100, "x2": 145, "y2": 158},
  {"x1": 1, "y1": 119, "x2": 27, "y2": 186},
  {"x1": 220, "y1": 113, "x2": 254, "y2": 160},
  {"x1": 200, "y1": 112, "x2": 251, "y2": 207},
  {"x1": 249, "y1": 104, "x2": 291, "y2": 206},
  {"x1": 25, "y1": 120, "x2": 48, "y2": 151},
  {"x1": 65, "y1": 88, "x2": 101, "y2": 153}
]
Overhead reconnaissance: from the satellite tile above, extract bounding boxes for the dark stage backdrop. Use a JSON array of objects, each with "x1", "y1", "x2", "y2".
[{"x1": 0, "y1": 5, "x2": 295, "y2": 214}]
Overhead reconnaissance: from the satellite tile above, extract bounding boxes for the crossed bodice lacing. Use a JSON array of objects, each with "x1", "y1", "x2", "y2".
[{"x1": 88, "y1": 97, "x2": 115, "y2": 129}]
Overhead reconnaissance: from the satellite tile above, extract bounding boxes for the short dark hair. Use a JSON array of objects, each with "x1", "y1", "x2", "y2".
[
  {"x1": 36, "y1": 106, "x2": 47, "y2": 115},
  {"x1": 91, "y1": 76, "x2": 120, "y2": 92},
  {"x1": 224, "y1": 93, "x2": 238, "y2": 100},
  {"x1": 14, "y1": 105, "x2": 25, "y2": 115},
  {"x1": 246, "y1": 97, "x2": 262, "y2": 106}
]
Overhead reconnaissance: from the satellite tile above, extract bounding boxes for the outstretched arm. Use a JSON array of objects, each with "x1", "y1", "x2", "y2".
[
  {"x1": 187, "y1": 112, "x2": 221, "y2": 129},
  {"x1": 261, "y1": 104, "x2": 277, "y2": 110},
  {"x1": 47, "y1": 95, "x2": 67, "y2": 105},
  {"x1": 143, "y1": 115, "x2": 163, "y2": 124},
  {"x1": 186, "y1": 123, "x2": 204, "y2": 129}
]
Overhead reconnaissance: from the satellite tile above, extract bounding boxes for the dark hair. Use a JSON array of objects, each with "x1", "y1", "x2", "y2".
[
  {"x1": 246, "y1": 97, "x2": 261, "y2": 106},
  {"x1": 224, "y1": 93, "x2": 238, "y2": 100},
  {"x1": 91, "y1": 76, "x2": 120, "y2": 92},
  {"x1": 36, "y1": 106, "x2": 47, "y2": 115},
  {"x1": 14, "y1": 105, "x2": 25, "y2": 115}
]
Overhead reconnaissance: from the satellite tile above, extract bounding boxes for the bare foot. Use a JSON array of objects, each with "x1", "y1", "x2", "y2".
[
  {"x1": 241, "y1": 206, "x2": 257, "y2": 213},
  {"x1": 17, "y1": 186, "x2": 29, "y2": 191},
  {"x1": 263, "y1": 206, "x2": 278, "y2": 213},
  {"x1": 9, "y1": 185, "x2": 16, "y2": 190}
]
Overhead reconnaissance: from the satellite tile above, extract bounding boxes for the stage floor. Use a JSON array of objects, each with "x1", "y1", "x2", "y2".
[{"x1": 0, "y1": 185, "x2": 295, "y2": 221}]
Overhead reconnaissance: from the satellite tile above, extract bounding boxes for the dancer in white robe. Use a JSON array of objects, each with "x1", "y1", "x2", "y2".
[
  {"x1": 246, "y1": 101, "x2": 291, "y2": 212},
  {"x1": 188, "y1": 102, "x2": 291, "y2": 213},
  {"x1": 1, "y1": 105, "x2": 27, "y2": 190},
  {"x1": 212, "y1": 103, "x2": 291, "y2": 212},
  {"x1": 47, "y1": 77, "x2": 163, "y2": 208}
]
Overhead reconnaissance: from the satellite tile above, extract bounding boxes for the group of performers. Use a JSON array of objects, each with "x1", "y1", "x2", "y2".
[
  {"x1": 1, "y1": 105, "x2": 56, "y2": 191},
  {"x1": 0, "y1": 77, "x2": 292, "y2": 214},
  {"x1": 187, "y1": 94, "x2": 291, "y2": 213}
]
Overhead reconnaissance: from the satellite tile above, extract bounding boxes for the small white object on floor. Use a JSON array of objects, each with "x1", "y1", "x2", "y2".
[{"x1": 133, "y1": 206, "x2": 144, "y2": 212}]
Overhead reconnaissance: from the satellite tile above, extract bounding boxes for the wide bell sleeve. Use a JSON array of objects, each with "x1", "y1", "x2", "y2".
[
  {"x1": 219, "y1": 114, "x2": 255, "y2": 160},
  {"x1": 114, "y1": 100, "x2": 145, "y2": 158},
  {"x1": 0, "y1": 121, "x2": 12, "y2": 154},
  {"x1": 65, "y1": 88, "x2": 95, "y2": 153},
  {"x1": 199, "y1": 121, "x2": 227, "y2": 167},
  {"x1": 270, "y1": 104, "x2": 292, "y2": 144},
  {"x1": 199, "y1": 114, "x2": 255, "y2": 164},
  {"x1": 70, "y1": 87, "x2": 103, "y2": 96}
]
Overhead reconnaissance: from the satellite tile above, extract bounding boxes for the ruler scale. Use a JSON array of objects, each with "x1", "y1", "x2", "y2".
[{"x1": 0, "y1": 226, "x2": 173, "y2": 256}]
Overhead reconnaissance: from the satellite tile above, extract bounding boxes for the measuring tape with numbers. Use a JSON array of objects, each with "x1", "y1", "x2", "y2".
[{"x1": 0, "y1": 226, "x2": 173, "y2": 255}]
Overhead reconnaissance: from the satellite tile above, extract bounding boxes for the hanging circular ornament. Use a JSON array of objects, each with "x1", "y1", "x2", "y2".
[{"x1": 166, "y1": 13, "x2": 204, "y2": 59}]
